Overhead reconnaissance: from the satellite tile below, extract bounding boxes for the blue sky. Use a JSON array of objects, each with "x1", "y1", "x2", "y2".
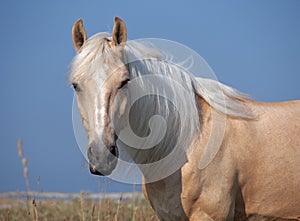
[{"x1": 0, "y1": 1, "x2": 299, "y2": 193}]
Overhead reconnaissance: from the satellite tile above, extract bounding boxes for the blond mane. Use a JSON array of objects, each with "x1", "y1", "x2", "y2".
[{"x1": 70, "y1": 32, "x2": 253, "y2": 120}]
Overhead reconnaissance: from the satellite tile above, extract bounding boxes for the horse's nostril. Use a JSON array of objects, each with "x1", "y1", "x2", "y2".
[
  {"x1": 109, "y1": 145, "x2": 118, "y2": 157},
  {"x1": 87, "y1": 146, "x2": 93, "y2": 158}
]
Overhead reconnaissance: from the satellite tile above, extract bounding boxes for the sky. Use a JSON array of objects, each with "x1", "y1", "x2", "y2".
[{"x1": 0, "y1": 1, "x2": 299, "y2": 193}]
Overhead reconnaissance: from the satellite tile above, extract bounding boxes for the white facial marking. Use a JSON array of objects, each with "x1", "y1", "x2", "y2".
[
  {"x1": 94, "y1": 96, "x2": 103, "y2": 136},
  {"x1": 94, "y1": 78, "x2": 106, "y2": 138}
]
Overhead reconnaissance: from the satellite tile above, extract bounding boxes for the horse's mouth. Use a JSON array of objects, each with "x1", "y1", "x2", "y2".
[
  {"x1": 89, "y1": 162, "x2": 118, "y2": 176},
  {"x1": 89, "y1": 165, "x2": 105, "y2": 176}
]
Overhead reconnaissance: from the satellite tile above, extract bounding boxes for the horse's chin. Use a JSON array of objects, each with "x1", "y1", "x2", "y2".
[
  {"x1": 89, "y1": 162, "x2": 117, "y2": 176},
  {"x1": 89, "y1": 166, "x2": 105, "y2": 176}
]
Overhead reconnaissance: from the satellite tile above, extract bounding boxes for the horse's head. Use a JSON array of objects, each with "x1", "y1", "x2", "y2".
[{"x1": 71, "y1": 17, "x2": 129, "y2": 176}]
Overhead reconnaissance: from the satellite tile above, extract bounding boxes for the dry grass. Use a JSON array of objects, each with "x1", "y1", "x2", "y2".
[
  {"x1": 4, "y1": 140, "x2": 158, "y2": 221},
  {"x1": 0, "y1": 194, "x2": 158, "y2": 221}
]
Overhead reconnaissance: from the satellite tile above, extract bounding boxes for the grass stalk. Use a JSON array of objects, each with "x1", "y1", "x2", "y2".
[{"x1": 114, "y1": 193, "x2": 123, "y2": 221}]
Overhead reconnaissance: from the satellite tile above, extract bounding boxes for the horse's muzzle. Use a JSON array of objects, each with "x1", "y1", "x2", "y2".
[{"x1": 87, "y1": 143, "x2": 119, "y2": 176}]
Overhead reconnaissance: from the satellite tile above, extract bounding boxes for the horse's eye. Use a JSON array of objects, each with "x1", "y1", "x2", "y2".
[
  {"x1": 119, "y1": 79, "x2": 130, "y2": 89},
  {"x1": 72, "y1": 82, "x2": 80, "y2": 92}
]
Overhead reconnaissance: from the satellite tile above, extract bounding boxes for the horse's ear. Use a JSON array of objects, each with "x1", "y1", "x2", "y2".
[
  {"x1": 111, "y1": 17, "x2": 127, "y2": 47},
  {"x1": 72, "y1": 19, "x2": 87, "y2": 51}
]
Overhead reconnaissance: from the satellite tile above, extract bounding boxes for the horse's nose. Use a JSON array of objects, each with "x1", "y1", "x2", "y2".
[
  {"x1": 87, "y1": 146, "x2": 104, "y2": 176},
  {"x1": 87, "y1": 139, "x2": 119, "y2": 176}
]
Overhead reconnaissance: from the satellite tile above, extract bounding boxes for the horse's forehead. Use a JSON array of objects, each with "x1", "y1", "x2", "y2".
[{"x1": 71, "y1": 32, "x2": 127, "y2": 89}]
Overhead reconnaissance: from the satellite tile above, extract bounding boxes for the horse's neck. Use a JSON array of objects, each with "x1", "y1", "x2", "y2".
[
  {"x1": 140, "y1": 96, "x2": 214, "y2": 179},
  {"x1": 140, "y1": 98, "x2": 211, "y2": 219},
  {"x1": 141, "y1": 98, "x2": 223, "y2": 219}
]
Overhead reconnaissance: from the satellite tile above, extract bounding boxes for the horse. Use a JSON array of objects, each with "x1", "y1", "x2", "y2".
[{"x1": 70, "y1": 17, "x2": 300, "y2": 220}]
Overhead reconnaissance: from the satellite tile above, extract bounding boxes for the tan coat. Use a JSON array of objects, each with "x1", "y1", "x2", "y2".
[{"x1": 143, "y1": 98, "x2": 300, "y2": 220}]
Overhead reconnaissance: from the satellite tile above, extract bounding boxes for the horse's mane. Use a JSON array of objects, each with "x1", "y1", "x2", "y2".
[
  {"x1": 123, "y1": 41, "x2": 253, "y2": 120},
  {"x1": 70, "y1": 33, "x2": 253, "y2": 120}
]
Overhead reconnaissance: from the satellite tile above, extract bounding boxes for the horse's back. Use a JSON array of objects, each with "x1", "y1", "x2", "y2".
[{"x1": 237, "y1": 100, "x2": 300, "y2": 219}]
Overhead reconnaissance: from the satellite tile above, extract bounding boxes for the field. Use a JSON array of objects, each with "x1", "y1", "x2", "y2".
[
  {"x1": 0, "y1": 191, "x2": 158, "y2": 221},
  {"x1": 1, "y1": 141, "x2": 159, "y2": 220},
  {"x1": 3, "y1": 140, "x2": 158, "y2": 220}
]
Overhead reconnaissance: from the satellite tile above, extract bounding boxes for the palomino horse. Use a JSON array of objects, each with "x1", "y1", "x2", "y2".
[{"x1": 70, "y1": 17, "x2": 300, "y2": 220}]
